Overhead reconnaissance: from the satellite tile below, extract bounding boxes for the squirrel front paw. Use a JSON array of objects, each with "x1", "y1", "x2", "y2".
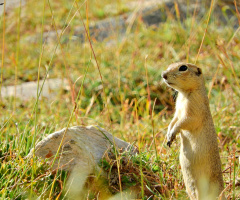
[{"x1": 167, "y1": 129, "x2": 177, "y2": 147}]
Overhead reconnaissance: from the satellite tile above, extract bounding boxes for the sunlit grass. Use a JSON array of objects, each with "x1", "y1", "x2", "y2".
[{"x1": 0, "y1": 0, "x2": 240, "y2": 199}]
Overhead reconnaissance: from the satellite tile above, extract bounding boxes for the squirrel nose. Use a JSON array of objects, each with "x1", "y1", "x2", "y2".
[{"x1": 162, "y1": 71, "x2": 168, "y2": 80}]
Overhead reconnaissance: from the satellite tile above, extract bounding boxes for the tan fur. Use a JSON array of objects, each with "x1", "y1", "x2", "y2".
[{"x1": 162, "y1": 62, "x2": 225, "y2": 200}]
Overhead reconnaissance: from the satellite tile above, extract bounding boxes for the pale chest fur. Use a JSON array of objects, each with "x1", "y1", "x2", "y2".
[
  {"x1": 175, "y1": 92, "x2": 205, "y2": 129},
  {"x1": 176, "y1": 94, "x2": 188, "y2": 120},
  {"x1": 175, "y1": 92, "x2": 211, "y2": 156}
]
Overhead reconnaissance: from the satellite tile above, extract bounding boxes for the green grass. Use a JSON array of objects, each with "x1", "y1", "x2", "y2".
[{"x1": 0, "y1": 0, "x2": 240, "y2": 199}]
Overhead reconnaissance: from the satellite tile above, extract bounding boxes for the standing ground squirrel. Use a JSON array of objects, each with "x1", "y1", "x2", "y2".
[{"x1": 162, "y1": 63, "x2": 225, "y2": 200}]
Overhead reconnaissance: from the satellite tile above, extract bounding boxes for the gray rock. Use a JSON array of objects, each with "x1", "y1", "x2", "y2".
[
  {"x1": 28, "y1": 125, "x2": 137, "y2": 199},
  {"x1": 28, "y1": 125, "x2": 137, "y2": 172},
  {"x1": 24, "y1": 0, "x2": 239, "y2": 45},
  {"x1": 1, "y1": 78, "x2": 68, "y2": 100}
]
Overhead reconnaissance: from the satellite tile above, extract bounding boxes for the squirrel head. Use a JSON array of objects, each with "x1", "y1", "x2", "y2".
[{"x1": 162, "y1": 62, "x2": 204, "y2": 93}]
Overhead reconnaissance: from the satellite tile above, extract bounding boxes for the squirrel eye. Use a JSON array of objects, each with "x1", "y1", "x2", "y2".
[{"x1": 179, "y1": 65, "x2": 188, "y2": 71}]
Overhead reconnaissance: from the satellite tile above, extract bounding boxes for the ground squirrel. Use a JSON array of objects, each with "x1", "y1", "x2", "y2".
[{"x1": 162, "y1": 63, "x2": 225, "y2": 200}]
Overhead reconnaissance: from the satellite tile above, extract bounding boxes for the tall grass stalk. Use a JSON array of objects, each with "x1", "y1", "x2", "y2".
[
  {"x1": 0, "y1": 0, "x2": 6, "y2": 99},
  {"x1": 232, "y1": 146, "x2": 236, "y2": 200},
  {"x1": 30, "y1": 0, "x2": 46, "y2": 196},
  {"x1": 186, "y1": 0, "x2": 199, "y2": 62},
  {"x1": 195, "y1": 0, "x2": 214, "y2": 64},
  {"x1": 14, "y1": 0, "x2": 22, "y2": 111},
  {"x1": 134, "y1": 98, "x2": 145, "y2": 199}
]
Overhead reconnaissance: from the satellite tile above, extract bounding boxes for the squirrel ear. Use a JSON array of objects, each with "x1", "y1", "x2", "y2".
[{"x1": 196, "y1": 68, "x2": 202, "y2": 76}]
